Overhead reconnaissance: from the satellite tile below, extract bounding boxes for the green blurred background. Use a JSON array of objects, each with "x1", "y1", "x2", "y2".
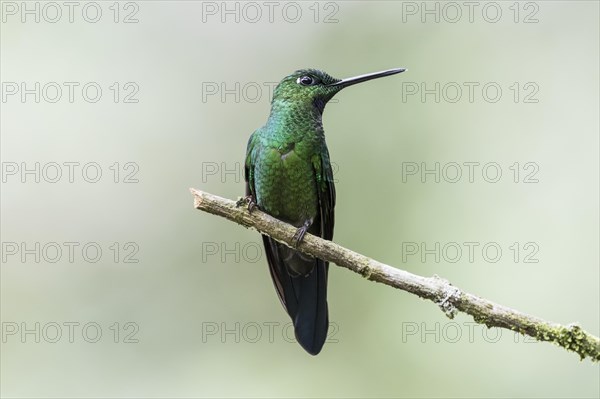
[{"x1": 1, "y1": 1, "x2": 598, "y2": 397}]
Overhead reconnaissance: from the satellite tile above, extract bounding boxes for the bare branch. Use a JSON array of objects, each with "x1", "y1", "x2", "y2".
[{"x1": 190, "y1": 188, "x2": 600, "y2": 362}]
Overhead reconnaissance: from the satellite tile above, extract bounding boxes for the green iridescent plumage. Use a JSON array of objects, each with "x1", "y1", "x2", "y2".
[{"x1": 242, "y1": 67, "x2": 405, "y2": 355}]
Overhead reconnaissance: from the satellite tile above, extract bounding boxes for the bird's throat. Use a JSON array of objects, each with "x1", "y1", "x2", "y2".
[{"x1": 267, "y1": 99, "x2": 325, "y2": 133}]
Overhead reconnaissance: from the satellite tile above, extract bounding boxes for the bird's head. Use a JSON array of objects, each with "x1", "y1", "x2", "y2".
[{"x1": 271, "y1": 68, "x2": 406, "y2": 113}]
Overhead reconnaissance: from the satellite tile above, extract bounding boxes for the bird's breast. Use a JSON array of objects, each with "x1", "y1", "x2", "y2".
[{"x1": 253, "y1": 143, "x2": 319, "y2": 226}]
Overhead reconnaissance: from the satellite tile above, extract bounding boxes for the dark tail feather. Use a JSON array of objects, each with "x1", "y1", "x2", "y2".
[
  {"x1": 262, "y1": 235, "x2": 329, "y2": 355},
  {"x1": 293, "y1": 257, "x2": 329, "y2": 355}
]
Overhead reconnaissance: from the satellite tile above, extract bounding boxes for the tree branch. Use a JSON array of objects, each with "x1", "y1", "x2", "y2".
[{"x1": 190, "y1": 188, "x2": 600, "y2": 362}]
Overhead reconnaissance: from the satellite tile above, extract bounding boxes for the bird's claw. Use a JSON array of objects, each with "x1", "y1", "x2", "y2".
[
  {"x1": 292, "y1": 229, "x2": 306, "y2": 247},
  {"x1": 292, "y1": 220, "x2": 312, "y2": 247},
  {"x1": 236, "y1": 195, "x2": 257, "y2": 213}
]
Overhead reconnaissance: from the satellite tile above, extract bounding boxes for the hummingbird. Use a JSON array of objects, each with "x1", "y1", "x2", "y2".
[{"x1": 239, "y1": 67, "x2": 405, "y2": 355}]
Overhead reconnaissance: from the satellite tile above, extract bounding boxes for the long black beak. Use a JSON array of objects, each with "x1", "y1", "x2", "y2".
[{"x1": 328, "y1": 68, "x2": 406, "y2": 88}]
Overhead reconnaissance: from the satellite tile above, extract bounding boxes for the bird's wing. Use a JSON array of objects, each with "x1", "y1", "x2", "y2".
[
  {"x1": 312, "y1": 147, "x2": 336, "y2": 241},
  {"x1": 243, "y1": 130, "x2": 259, "y2": 198}
]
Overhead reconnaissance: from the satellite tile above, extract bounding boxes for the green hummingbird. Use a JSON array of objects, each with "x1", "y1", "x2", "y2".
[{"x1": 240, "y1": 67, "x2": 405, "y2": 355}]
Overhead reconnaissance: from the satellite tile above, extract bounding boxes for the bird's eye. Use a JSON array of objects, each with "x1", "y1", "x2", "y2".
[{"x1": 297, "y1": 76, "x2": 315, "y2": 86}]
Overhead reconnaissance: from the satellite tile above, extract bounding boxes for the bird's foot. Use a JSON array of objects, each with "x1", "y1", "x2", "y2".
[
  {"x1": 236, "y1": 195, "x2": 257, "y2": 213},
  {"x1": 292, "y1": 219, "x2": 312, "y2": 247}
]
